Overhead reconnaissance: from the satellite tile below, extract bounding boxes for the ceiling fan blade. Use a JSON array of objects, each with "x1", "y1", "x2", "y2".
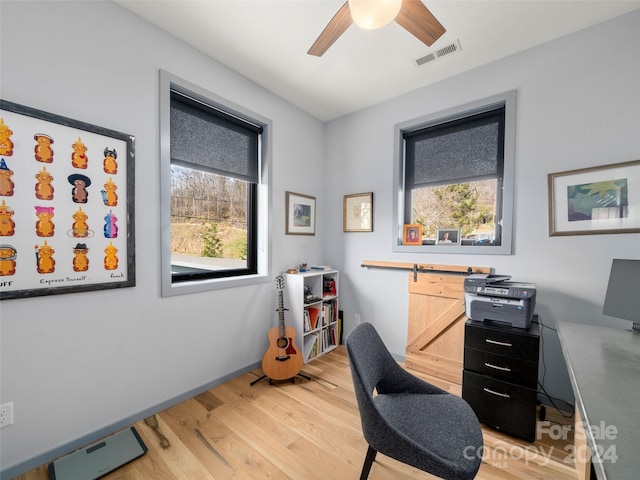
[
  {"x1": 307, "y1": 2, "x2": 353, "y2": 57},
  {"x1": 395, "y1": 0, "x2": 446, "y2": 47}
]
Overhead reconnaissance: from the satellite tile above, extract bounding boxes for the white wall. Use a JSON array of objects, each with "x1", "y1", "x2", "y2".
[
  {"x1": 325, "y1": 9, "x2": 639, "y2": 409},
  {"x1": 0, "y1": 1, "x2": 326, "y2": 475},
  {"x1": 1, "y1": 1, "x2": 639, "y2": 476}
]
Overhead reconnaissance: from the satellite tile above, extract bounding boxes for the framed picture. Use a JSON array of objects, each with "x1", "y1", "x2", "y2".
[
  {"x1": 403, "y1": 224, "x2": 422, "y2": 245},
  {"x1": 0, "y1": 99, "x2": 135, "y2": 300},
  {"x1": 286, "y1": 191, "x2": 315, "y2": 235},
  {"x1": 343, "y1": 192, "x2": 373, "y2": 232},
  {"x1": 436, "y1": 228, "x2": 461, "y2": 245},
  {"x1": 548, "y1": 160, "x2": 640, "y2": 236}
]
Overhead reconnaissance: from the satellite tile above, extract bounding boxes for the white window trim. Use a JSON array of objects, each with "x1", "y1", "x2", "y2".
[
  {"x1": 159, "y1": 70, "x2": 272, "y2": 296},
  {"x1": 392, "y1": 90, "x2": 517, "y2": 255}
]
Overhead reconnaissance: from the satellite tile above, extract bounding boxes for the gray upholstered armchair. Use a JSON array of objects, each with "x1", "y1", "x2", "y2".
[{"x1": 346, "y1": 322, "x2": 483, "y2": 480}]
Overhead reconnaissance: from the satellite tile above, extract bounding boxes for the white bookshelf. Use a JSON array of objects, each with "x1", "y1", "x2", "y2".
[{"x1": 285, "y1": 269, "x2": 339, "y2": 363}]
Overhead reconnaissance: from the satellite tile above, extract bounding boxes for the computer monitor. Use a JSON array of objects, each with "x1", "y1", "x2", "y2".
[{"x1": 603, "y1": 259, "x2": 640, "y2": 325}]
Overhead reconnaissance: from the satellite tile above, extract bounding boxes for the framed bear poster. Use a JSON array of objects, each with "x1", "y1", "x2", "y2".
[{"x1": 0, "y1": 100, "x2": 135, "y2": 300}]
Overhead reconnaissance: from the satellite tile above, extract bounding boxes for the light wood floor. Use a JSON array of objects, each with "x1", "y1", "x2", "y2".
[{"x1": 17, "y1": 347, "x2": 578, "y2": 480}]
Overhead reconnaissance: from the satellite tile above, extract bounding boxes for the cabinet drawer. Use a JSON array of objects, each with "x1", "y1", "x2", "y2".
[
  {"x1": 465, "y1": 320, "x2": 539, "y2": 360},
  {"x1": 464, "y1": 347, "x2": 538, "y2": 389},
  {"x1": 462, "y1": 370, "x2": 537, "y2": 442}
]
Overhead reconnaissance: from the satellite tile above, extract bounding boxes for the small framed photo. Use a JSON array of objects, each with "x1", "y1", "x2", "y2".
[
  {"x1": 548, "y1": 160, "x2": 640, "y2": 236},
  {"x1": 403, "y1": 224, "x2": 422, "y2": 245},
  {"x1": 285, "y1": 191, "x2": 315, "y2": 235},
  {"x1": 343, "y1": 192, "x2": 373, "y2": 232},
  {"x1": 437, "y1": 228, "x2": 460, "y2": 245}
]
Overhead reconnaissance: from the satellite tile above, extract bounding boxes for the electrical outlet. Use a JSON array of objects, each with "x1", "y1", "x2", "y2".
[
  {"x1": 354, "y1": 314, "x2": 361, "y2": 325},
  {"x1": 0, "y1": 402, "x2": 14, "y2": 428}
]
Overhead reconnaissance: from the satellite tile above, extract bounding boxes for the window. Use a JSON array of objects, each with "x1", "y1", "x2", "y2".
[
  {"x1": 160, "y1": 71, "x2": 271, "y2": 296},
  {"x1": 393, "y1": 91, "x2": 516, "y2": 254}
]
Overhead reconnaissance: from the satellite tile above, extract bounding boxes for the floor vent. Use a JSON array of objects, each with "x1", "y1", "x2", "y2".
[{"x1": 415, "y1": 39, "x2": 462, "y2": 67}]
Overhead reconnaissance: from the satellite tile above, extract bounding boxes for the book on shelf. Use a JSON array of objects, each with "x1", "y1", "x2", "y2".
[
  {"x1": 307, "y1": 307, "x2": 320, "y2": 330},
  {"x1": 303, "y1": 309, "x2": 311, "y2": 332},
  {"x1": 303, "y1": 334, "x2": 319, "y2": 361},
  {"x1": 322, "y1": 301, "x2": 336, "y2": 326},
  {"x1": 323, "y1": 326, "x2": 337, "y2": 348}
]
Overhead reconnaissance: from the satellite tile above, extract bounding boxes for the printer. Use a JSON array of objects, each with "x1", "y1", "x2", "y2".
[{"x1": 464, "y1": 274, "x2": 536, "y2": 329}]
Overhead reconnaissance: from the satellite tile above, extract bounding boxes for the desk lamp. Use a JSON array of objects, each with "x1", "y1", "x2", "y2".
[{"x1": 602, "y1": 258, "x2": 640, "y2": 332}]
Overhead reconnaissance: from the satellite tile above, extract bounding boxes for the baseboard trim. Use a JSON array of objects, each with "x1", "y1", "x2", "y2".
[{"x1": 0, "y1": 361, "x2": 261, "y2": 480}]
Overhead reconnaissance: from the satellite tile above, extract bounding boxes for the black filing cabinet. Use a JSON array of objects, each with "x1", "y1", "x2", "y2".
[{"x1": 462, "y1": 319, "x2": 540, "y2": 442}]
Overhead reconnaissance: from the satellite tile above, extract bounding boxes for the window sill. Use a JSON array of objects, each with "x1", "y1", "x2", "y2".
[
  {"x1": 162, "y1": 272, "x2": 270, "y2": 297},
  {"x1": 392, "y1": 244, "x2": 512, "y2": 255}
]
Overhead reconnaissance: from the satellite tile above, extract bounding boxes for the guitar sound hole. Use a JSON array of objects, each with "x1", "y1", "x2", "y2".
[{"x1": 277, "y1": 337, "x2": 288, "y2": 349}]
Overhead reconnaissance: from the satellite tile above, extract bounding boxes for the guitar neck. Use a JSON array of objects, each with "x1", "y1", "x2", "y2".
[{"x1": 278, "y1": 289, "x2": 286, "y2": 336}]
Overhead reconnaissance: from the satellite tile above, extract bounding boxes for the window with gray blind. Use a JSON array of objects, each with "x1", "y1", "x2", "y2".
[
  {"x1": 404, "y1": 108, "x2": 503, "y2": 189},
  {"x1": 393, "y1": 91, "x2": 516, "y2": 254},
  {"x1": 160, "y1": 70, "x2": 271, "y2": 296},
  {"x1": 170, "y1": 92, "x2": 261, "y2": 183}
]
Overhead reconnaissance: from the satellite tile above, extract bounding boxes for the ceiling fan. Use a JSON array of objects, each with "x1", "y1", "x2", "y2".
[{"x1": 308, "y1": 0, "x2": 446, "y2": 57}]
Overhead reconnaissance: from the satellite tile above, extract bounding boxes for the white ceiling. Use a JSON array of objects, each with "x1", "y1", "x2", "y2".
[{"x1": 115, "y1": 0, "x2": 640, "y2": 121}]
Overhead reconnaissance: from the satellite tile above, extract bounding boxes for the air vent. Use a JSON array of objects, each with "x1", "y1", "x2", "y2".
[{"x1": 414, "y1": 39, "x2": 462, "y2": 67}]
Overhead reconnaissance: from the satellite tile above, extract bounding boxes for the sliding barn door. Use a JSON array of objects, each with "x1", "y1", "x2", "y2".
[
  {"x1": 405, "y1": 270, "x2": 477, "y2": 385},
  {"x1": 360, "y1": 261, "x2": 490, "y2": 386}
]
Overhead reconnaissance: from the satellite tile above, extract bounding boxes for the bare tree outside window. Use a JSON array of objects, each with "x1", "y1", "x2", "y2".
[
  {"x1": 412, "y1": 179, "x2": 497, "y2": 242},
  {"x1": 170, "y1": 167, "x2": 249, "y2": 270}
]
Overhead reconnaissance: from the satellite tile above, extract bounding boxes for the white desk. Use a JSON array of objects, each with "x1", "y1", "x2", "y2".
[{"x1": 557, "y1": 321, "x2": 639, "y2": 479}]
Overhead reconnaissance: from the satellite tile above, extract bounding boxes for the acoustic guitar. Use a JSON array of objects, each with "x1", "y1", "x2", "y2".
[{"x1": 261, "y1": 275, "x2": 303, "y2": 381}]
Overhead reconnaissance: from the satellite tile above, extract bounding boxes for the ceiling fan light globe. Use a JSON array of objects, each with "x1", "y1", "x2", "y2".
[{"x1": 348, "y1": 0, "x2": 402, "y2": 30}]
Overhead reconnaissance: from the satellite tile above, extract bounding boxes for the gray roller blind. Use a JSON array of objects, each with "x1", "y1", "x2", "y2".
[
  {"x1": 170, "y1": 91, "x2": 261, "y2": 183},
  {"x1": 405, "y1": 107, "x2": 505, "y2": 188}
]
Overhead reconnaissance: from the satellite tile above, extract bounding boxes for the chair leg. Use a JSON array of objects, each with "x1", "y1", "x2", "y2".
[{"x1": 359, "y1": 445, "x2": 377, "y2": 480}]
